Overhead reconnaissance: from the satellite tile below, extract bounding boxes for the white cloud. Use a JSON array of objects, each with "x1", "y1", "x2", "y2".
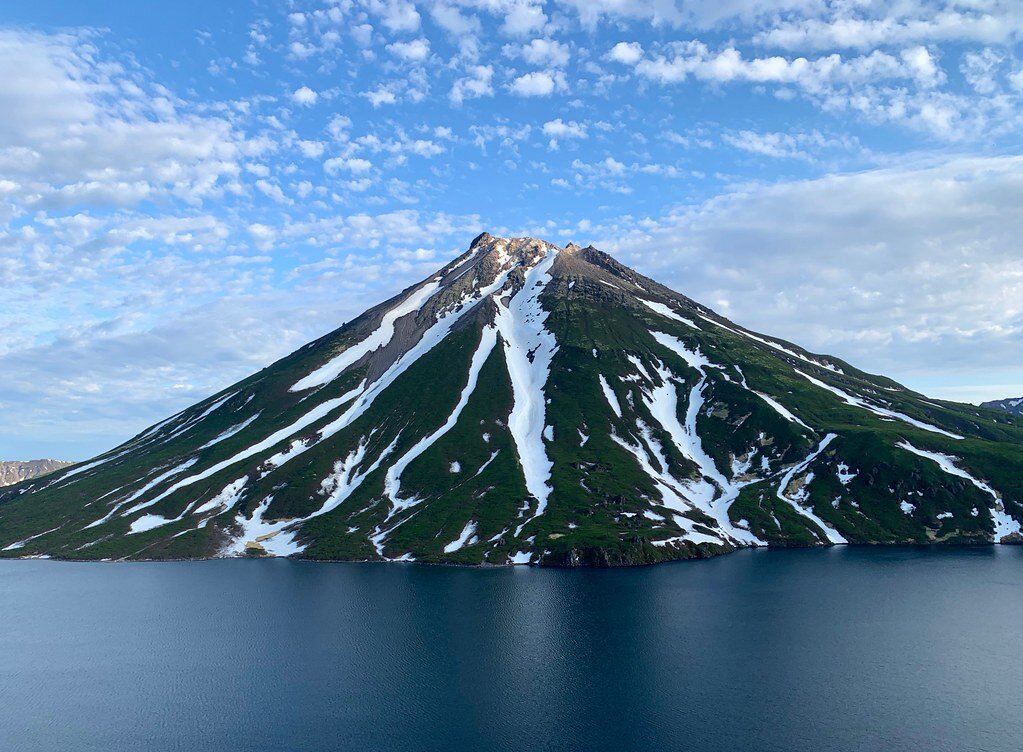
[
  {"x1": 363, "y1": 86, "x2": 398, "y2": 107},
  {"x1": 618, "y1": 41, "x2": 1007, "y2": 138},
  {"x1": 0, "y1": 30, "x2": 262, "y2": 212},
  {"x1": 324, "y1": 157, "x2": 373, "y2": 174},
  {"x1": 291, "y1": 85, "x2": 318, "y2": 105},
  {"x1": 508, "y1": 70, "x2": 565, "y2": 97},
  {"x1": 555, "y1": 0, "x2": 685, "y2": 28},
  {"x1": 387, "y1": 38, "x2": 430, "y2": 61},
  {"x1": 900, "y1": 45, "x2": 943, "y2": 88},
  {"x1": 599, "y1": 157, "x2": 1023, "y2": 399},
  {"x1": 722, "y1": 129, "x2": 857, "y2": 161},
  {"x1": 450, "y1": 64, "x2": 494, "y2": 105},
  {"x1": 351, "y1": 23, "x2": 374, "y2": 47},
  {"x1": 502, "y1": 2, "x2": 547, "y2": 37},
  {"x1": 631, "y1": 43, "x2": 918, "y2": 88},
  {"x1": 607, "y1": 41, "x2": 643, "y2": 65},
  {"x1": 543, "y1": 117, "x2": 588, "y2": 150},
  {"x1": 246, "y1": 222, "x2": 277, "y2": 247},
  {"x1": 255, "y1": 179, "x2": 292, "y2": 205},
  {"x1": 296, "y1": 140, "x2": 325, "y2": 159},
  {"x1": 515, "y1": 38, "x2": 570, "y2": 67},
  {"x1": 755, "y1": 6, "x2": 1023, "y2": 51},
  {"x1": 542, "y1": 118, "x2": 587, "y2": 139},
  {"x1": 430, "y1": 4, "x2": 481, "y2": 37},
  {"x1": 327, "y1": 115, "x2": 353, "y2": 140},
  {"x1": 961, "y1": 48, "x2": 1004, "y2": 95},
  {"x1": 371, "y1": 0, "x2": 421, "y2": 32}
]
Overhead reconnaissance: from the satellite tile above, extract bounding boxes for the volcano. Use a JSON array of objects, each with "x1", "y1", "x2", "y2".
[{"x1": 3, "y1": 233, "x2": 1022, "y2": 565}]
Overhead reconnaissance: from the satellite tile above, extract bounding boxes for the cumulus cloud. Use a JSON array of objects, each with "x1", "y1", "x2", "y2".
[
  {"x1": 722, "y1": 129, "x2": 858, "y2": 161},
  {"x1": 542, "y1": 118, "x2": 587, "y2": 138},
  {"x1": 508, "y1": 70, "x2": 566, "y2": 96},
  {"x1": 450, "y1": 64, "x2": 493, "y2": 105},
  {"x1": 291, "y1": 85, "x2": 319, "y2": 105},
  {"x1": 0, "y1": 204, "x2": 483, "y2": 458},
  {"x1": 429, "y1": 4, "x2": 481, "y2": 36},
  {"x1": 386, "y1": 38, "x2": 430, "y2": 61},
  {"x1": 513, "y1": 38, "x2": 570, "y2": 67},
  {"x1": 7, "y1": 2, "x2": 1023, "y2": 460},
  {"x1": 542, "y1": 117, "x2": 587, "y2": 148},
  {"x1": 614, "y1": 40, "x2": 1010, "y2": 138},
  {"x1": 370, "y1": 0, "x2": 421, "y2": 32},
  {"x1": 363, "y1": 86, "x2": 398, "y2": 107},
  {"x1": 607, "y1": 41, "x2": 643, "y2": 65},
  {"x1": 754, "y1": 4, "x2": 1023, "y2": 50},
  {"x1": 0, "y1": 30, "x2": 261, "y2": 212},
  {"x1": 599, "y1": 157, "x2": 1023, "y2": 400},
  {"x1": 324, "y1": 156, "x2": 373, "y2": 174},
  {"x1": 501, "y1": 2, "x2": 547, "y2": 37}
]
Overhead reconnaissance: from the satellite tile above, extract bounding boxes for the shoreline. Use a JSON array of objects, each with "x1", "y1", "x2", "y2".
[{"x1": 3, "y1": 539, "x2": 1018, "y2": 567}]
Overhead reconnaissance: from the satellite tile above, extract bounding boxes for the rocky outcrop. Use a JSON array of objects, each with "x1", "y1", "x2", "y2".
[{"x1": 0, "y1": 460, "x2": 73, "y2": 487}]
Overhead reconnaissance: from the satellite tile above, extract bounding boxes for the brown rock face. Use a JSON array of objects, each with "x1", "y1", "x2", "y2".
[{"x1": 0, "y1": 460, "x2": 73, "y2": 487}]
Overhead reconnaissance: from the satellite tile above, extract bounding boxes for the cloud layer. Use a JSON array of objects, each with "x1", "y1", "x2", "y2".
[{"x1": 3, "y1": 2, "x2": 1023, "y2": 458}]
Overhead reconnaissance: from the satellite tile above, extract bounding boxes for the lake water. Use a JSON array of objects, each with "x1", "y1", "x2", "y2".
[{"x1": 2, "y1": 547, "x2": 1021, "y2": 752}]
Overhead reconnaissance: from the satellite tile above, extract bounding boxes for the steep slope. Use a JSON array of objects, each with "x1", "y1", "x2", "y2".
[
  {"x1": 0, "y1": 460, "x2": 73, "y2": 488},
  {"x1": 982, "y1": 397, "x2": 1023, "y2": 416},
  {"x1": 3, "y1": 234, "x2": 1022, "y2": 564}
]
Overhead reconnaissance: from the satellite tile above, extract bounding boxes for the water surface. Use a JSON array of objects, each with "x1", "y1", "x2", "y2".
[{"x1": 2, "y1": 547, "x2": 1021, "y2": 751}]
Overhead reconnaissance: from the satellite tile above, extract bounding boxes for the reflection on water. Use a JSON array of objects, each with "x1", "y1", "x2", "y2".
[{"x1": 1, "y1": 547, "x2": 1021, "y2": 752}]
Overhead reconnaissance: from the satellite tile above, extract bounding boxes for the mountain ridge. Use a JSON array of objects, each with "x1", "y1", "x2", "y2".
[
  {"x1": 982, "y1": 397, "x2": 1023, "y2": 416},
  {"x1": 0, "y1": 460, "x2": 73, "y2": 488},
  {"x1": 3, "y1": 233, "x2": 1022, "y2": 564}
]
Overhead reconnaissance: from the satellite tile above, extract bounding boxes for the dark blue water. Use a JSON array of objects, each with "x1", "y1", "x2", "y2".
[{"x1": 2, "y1": 548, "x2": 1021, "y2": 752}]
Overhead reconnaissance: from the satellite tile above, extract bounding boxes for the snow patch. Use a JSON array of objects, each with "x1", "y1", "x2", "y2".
[
  {"x1": 85, "y1": 458, "x2": 199, "y2": 529},
  {"x1": 494, "y1": 246, "x2": 560, "y2": 533},
  {"x1": 700, "y1": 315, "x2": 842, "y2": 373},
  {"x1": 384, "y1": 326, "x2": 498, "y2": 514},
  {"x1": 192, "y1": 477, "x2": 248, "y2": 516},
  {"x1": 443, "y1": 520, "x2": 478, "y2": 553},
  {"x1": 775, "y1": 434, "x2": 848, "y2": 544},
  {"x1": 797, "y1": 370, "x2": 963, "y2": 439},
  {"x1": 135, "y1": 382, "x2": 366, "y2": 514},
  {"x1": 289, "y1": 278, "x2": 442, "y2": 392},
  {"x1": 223, "y1": 496, "x2": 306, "y2": 557},
  {"x1": 599, "y1": 375, "x2": 622, "y2": 418},
  {"x1": 898, "y1": 440, "x2": 1021, "y2": 541},
  {"x1": 836, "y1": 463, "x2": 858, "y2": 486},
  {"x1": 198, "y1": 412, "x2": 262, "y2": 449},
  {"x1": 639, "y1": 299, "x2": 699, "y2": 329}
]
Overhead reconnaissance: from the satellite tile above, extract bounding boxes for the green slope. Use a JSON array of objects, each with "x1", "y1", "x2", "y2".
[{"x1": 2, "y1": 234, "x2": 1021, "y2": 565}]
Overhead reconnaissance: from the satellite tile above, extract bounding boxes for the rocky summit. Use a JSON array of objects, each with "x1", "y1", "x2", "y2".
[
  {"x1": 3, "y1": 233, "x2": 1022, "y2": 564},
  {"x1": 0, "y1": 460, "x2": 73, "y2": 488}
]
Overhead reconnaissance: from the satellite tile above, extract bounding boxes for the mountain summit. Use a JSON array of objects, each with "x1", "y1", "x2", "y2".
[{"x1": 4, "y1": 234, "x2": 1023, "y2": 564}]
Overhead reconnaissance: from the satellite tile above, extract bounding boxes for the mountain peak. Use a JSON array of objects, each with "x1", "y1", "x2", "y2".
[{"x1": 3, "y1": 232, "x2": 1022, "y2": 564}]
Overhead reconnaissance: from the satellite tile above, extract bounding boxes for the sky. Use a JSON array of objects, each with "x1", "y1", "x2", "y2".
[{"x1": 2, "y1": 0, "x2": 1023, "y2": 460}]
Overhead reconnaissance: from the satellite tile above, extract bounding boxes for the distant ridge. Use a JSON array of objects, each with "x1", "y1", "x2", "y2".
[
  {"x1": 982, "y1": 397, "x2": 1023, "y2": 416},
  {"x1": 2, "y1": 234, "x2": 1022, "y2": 564},
  {"x1": 0, "y1": 460, "x2": 73, "y2": 488}
]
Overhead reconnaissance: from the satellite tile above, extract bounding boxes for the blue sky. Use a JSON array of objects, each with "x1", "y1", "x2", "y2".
[{"x1": 2, "y1": 0, "x2": 1023, "y2": 459}]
